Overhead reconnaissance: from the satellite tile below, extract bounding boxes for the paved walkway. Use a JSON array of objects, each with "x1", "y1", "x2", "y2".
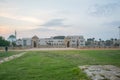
[{"x1": 0, "y1": 52, "x2": 26, "y2": 64}]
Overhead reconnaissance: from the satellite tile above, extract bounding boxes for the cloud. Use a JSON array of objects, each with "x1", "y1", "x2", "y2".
[
  {"x1": 0, "y1": 0, "x2": 7, "y2": 3},
  {"x1": 21, "y1": 27, "x2": 67, "y2": 38},
  {"x1": 31, "y1": 27, "x2": 55, "y2": 32},
  {"x1": 0, "y1": 13, "x2": 40, "y2": 23},
  {"x1": 88, "y1": 2, "x2": 120, "y2": 17},
  {"x1": 40, "y1": 18, "x2": 70, "y2": 27},
  {"x1": 0, "y1": 25, "x2": 12, "y2": 34},
  {"x1": 103, "y1": 21, "x2": 120, "y2": 27}
]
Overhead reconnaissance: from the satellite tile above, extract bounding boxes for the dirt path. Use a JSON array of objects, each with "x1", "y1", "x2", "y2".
[
  {"x1": 0, "y1": 48, "x2": 119, "y2": 51},
  {"x1": 25, "y1": 48, "x2": 77, "y2": 51}
]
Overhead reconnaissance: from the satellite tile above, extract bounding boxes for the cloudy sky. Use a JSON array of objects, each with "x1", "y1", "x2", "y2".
[{"x1": 0, "y1": 0, "x2": 120, "y2": 40}]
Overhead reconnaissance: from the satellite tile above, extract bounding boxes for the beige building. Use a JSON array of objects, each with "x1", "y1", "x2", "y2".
[
  {"x1": 31, "y1": 36, "x2": 39, "y2": 48},
  {"x1": 64, "y1": 36, "x2": 85, "y2": 48}
]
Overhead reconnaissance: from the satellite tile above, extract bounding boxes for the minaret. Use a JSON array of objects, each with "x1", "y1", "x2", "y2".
[{"x1": 15, "y1": 30, "x2": 17, "y2": 39}]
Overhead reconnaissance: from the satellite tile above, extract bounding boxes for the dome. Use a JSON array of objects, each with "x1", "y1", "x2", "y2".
[
  {"x1": 7, "y1": 34, "x2": 16, "y2": 42},
  {"x1": 9, "y1": 35, "x2": 16, "y2": 38}
]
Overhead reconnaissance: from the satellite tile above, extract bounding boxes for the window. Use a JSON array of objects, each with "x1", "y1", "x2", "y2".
[
  {"x1": 72, "y1": 40, "x2": 75, "y2": 42},
  {"x1": 23, "y1": 40, "x2": 27, "y2": 46}
]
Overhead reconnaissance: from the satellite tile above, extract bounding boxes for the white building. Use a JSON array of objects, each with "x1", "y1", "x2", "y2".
[
  {"x1": 16, "y1": 39, "x2": 22, "y2": 46},
  {"x1": 16, "y1": 35, "x2": 85, "y2": 48},
  {"x1": 22, "y1": 38, "x2": 32, "y2": 47},
  {"x1": 39, "y1": 38, "x2": 47, "y2": 46},
  {"x1": 47, "y1": 38, "x2": 65, "y2": 47},
  {"x1": 39, "y1": 36, "x2": 65, "y2": 47}
]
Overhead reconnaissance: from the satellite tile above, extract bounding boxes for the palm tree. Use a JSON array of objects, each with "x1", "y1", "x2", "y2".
[
  {"x1": 92, "y1": 38, "x2": 95, "y2": 47},
  {"x1": 99, "y1": 38, "x2": 101, "y2": 48},
  {"x1": 110, "y1": 38, "x2": 114, "y2": 47}
]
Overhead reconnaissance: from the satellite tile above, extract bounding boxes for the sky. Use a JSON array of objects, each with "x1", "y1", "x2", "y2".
[{"x1": 0, "y1": 0, "x2": 120, "y2": 40}]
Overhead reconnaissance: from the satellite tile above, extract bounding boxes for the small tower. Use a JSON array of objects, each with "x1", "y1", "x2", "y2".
[{"x1": 15, "y1": 30, "x2": 17, "y2": 39}]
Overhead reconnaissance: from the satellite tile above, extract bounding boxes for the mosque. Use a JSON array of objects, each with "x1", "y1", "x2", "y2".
[{"x1": 7, "y1": 31, "x2": 85, "y2": 48}]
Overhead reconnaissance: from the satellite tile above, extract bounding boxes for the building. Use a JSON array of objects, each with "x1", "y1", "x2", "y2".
[
  {"x1": 49, "y1": 37, "x2": 65, "y2": 47},
  {"x1": 22, "y1": 38, "x2": 32, "y2": 47},
  {"x1": 64, "y1": 36, "x2": 85, "y2": 48},
  {"x1": 38, "y1": 36, "x2": 65, "y2": 48},
  {"x1": 31, "y1": 36, "x2": 39, "y2": 48},
  {"x1": 16, "y1": 39, "x2": 22, "y2": 46},
  {"x1": 7, "y1": 30, "x2": 17, "y2": 47},
  {"x1": 7, "y1": 35, "x2": 16, "y2": 43},
  {"x1": 16, "y1": 35, "x2": 85, "y2": 48}
]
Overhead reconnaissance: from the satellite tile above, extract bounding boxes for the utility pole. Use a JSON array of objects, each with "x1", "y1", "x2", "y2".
[
  {"x1": 119, "y1": 26, "x2": 120, "y2": 39},
  {"x1": 119, "y1": 26, "x2": 120, "y2": 48}
]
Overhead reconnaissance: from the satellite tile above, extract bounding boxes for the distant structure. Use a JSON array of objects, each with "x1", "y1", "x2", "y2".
[
  {"x1": 7, "y1": 30, "x2": 120, "y2": 48},
  {"x1": 7, "y1": 30, "x2": 17, "y2": 47},
  {"x1": 16, "y1": 35, "x2": 85, "y2": 48},
  {"x1": 7, "y1": 30, "x2": 17, "y2": 43}
]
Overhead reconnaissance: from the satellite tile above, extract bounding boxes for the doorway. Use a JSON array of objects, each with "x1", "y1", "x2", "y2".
[
  {"x1": 67, "y1": 41, "x2": 70, "y2": 47},
  {"x1": 34, "y1": 41, "x2": 37, "y2": 47}
]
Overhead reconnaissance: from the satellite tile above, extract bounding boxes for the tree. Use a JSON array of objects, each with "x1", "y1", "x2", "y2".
[
  {"x1": 98, "y1": 38, "x2": 102, "y2": 47},
  {"x1": 0, "y1": 36, "x2": 10, "y2": 47},
  {"x1": 105, "y1": 40, "x2": 112, "y2": 47},
  {"x1": 12, "y1": 42, "x2": 16, "y2": 47},
  {"x1": 92, "y1": 38, "x2": 95, "y2": 41},
  {"x1": 85, "y1": 38, "x2": 95, "y2": 47},
  {"x1": 110, "y1": 38, "x2": 114, "y2": 46}
]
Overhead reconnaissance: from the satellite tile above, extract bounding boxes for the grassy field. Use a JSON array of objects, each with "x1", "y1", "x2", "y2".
[
  {"x1": 0, "y1": 50, "x2": 120, "y2": 80},
  {"x1": 0, "y1": 51, "x2": 23, "y2": 60}
]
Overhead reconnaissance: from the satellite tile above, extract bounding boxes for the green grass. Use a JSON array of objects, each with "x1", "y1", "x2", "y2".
[
  {"x1": 0, "y1": 51, "x2": 23, "y2": 60},
  {"x1": 0, "y1": 50, "x2": 120, "y2": 80}
]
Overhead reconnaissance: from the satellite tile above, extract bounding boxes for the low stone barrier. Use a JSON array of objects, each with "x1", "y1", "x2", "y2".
[
  {"x1": 79, "y1": 65, "x2": 120, "y2": 80},
  {"x1": 0, "y1": 52, "x2": 26, "y2": 64}
]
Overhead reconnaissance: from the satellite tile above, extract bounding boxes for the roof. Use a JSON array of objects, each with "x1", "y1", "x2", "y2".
[
  {"x1": 53, "y1": 36, "x2": 65, "y2": 39},
  {"x1": 32, "y1": 35, "x2": 39, "y2": 39}
]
